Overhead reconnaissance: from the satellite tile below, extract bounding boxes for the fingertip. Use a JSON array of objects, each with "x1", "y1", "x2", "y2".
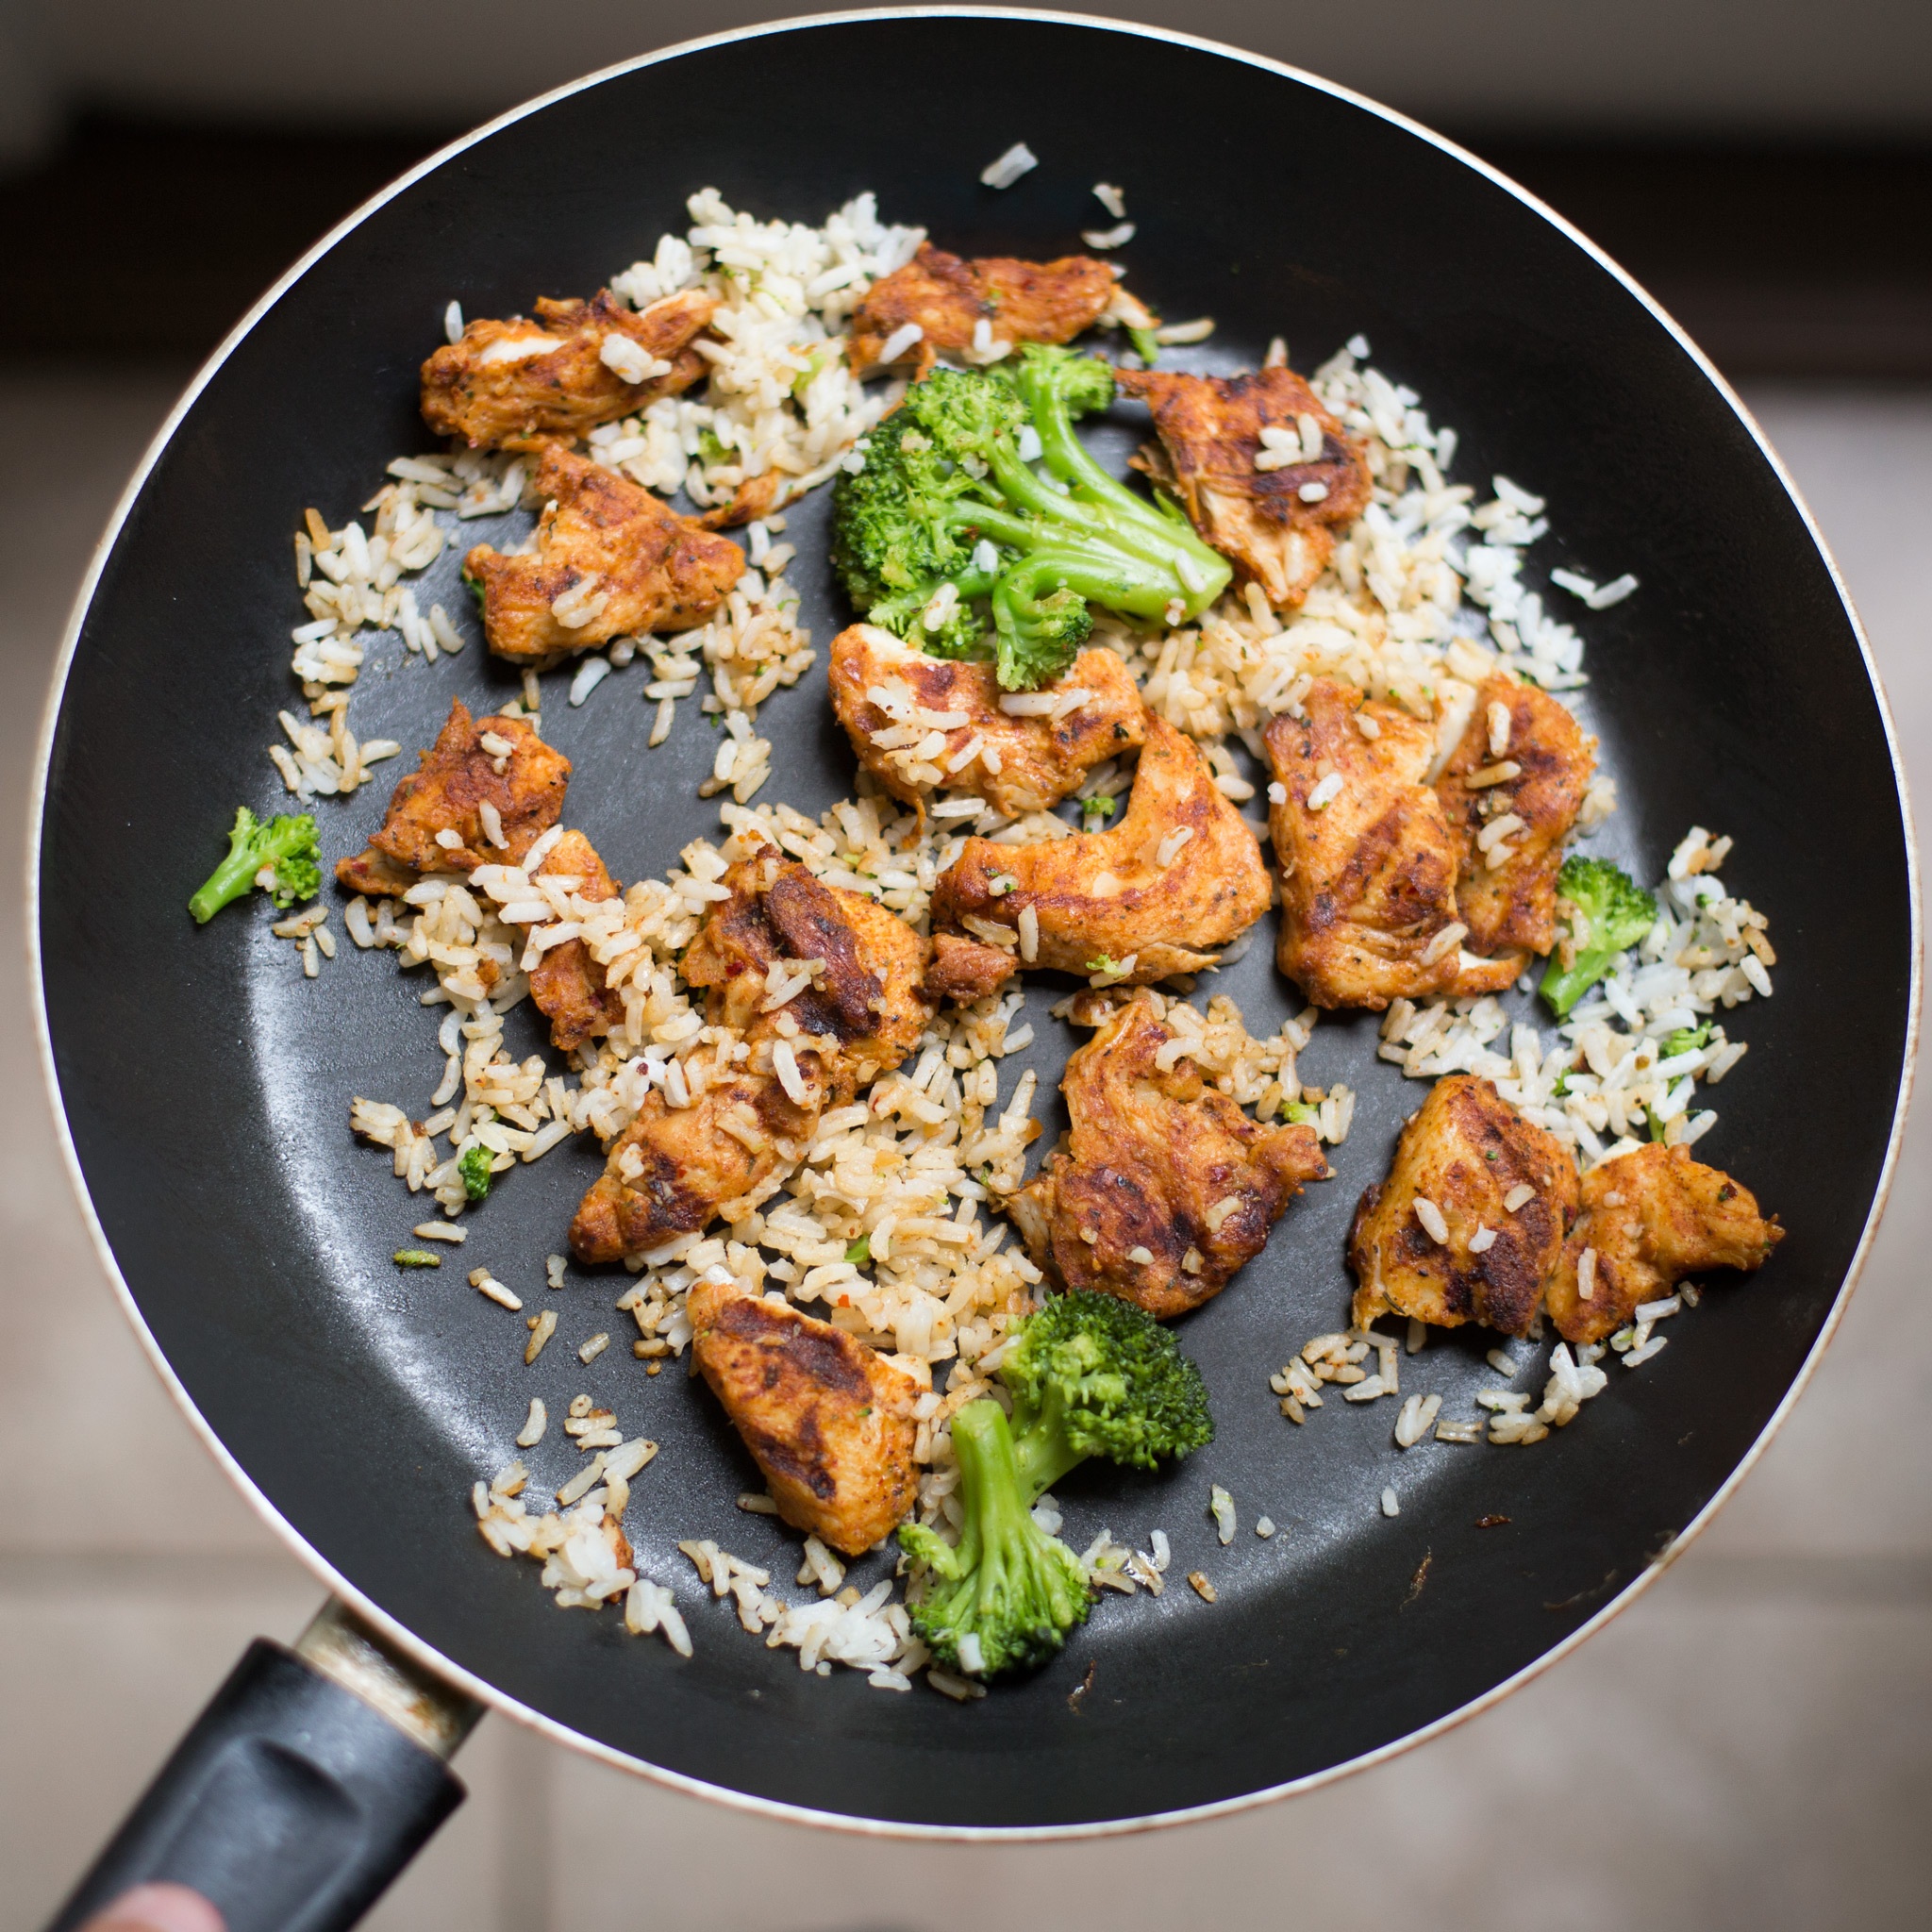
[{"x1": 87, "y1": 1881, "x2": 225, "y2": 1932}]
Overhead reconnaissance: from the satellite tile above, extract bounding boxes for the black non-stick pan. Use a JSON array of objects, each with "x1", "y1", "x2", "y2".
[{"x1": 31, "y1": 10, "x2": 1917, "y2": 1927}]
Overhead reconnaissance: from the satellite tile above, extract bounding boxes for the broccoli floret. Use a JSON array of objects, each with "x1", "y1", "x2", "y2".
[
  {"x1": 844, "y1": 1233, "x2": 872, "y2": 1267},
  {"x1": 1125, "y1": 325, "x2": 1161, "y2": 368},
  {"x1": 1080, "y1": 793, "x2": 1116, "y2": 831},
  {"x1": 189, "y1": 807, "x2": 322, "y2": 924},
  {"x1": 1540, "y1": 856, "x2": 1658, "y2": 1018},
  {"x1": 999, "y1": 1288, "x2": 1213, "y2": 1494},
  {"x1": 458, "y1": 1144, "x2": 493, "y2": 1203},
  {"x1": 832, "y1": 344, "x2": 1231, "y2": 690},
  {"x1": 1282, "y1": 1099, "x2": 1321, "y2": 1126},
  {"x1": 899, "y1": 1292, "x2": 1211, "y2": 1676},
  {"x1": 392, "y1": 1248, "x2": 441, "y2": 1269}
]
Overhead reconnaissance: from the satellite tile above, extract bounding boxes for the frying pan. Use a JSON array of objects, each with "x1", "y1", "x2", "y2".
[{"x1": 30, "y1": 9, "x2": 1917, "y2": 1926}]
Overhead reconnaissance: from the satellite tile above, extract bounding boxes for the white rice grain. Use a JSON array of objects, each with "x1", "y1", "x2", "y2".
[{"x1": 979, "y1": 142, "x2": 1038, "y2": 189}]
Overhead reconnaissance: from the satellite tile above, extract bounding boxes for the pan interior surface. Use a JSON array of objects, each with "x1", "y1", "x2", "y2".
[{"x1": 36, "y1": 14, "x2": 1911, "y2": 1831}]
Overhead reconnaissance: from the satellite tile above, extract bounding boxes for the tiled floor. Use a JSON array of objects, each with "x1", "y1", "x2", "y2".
[{"x1": 2, "y1": 375, "x2": 1926, "y2": 1930}]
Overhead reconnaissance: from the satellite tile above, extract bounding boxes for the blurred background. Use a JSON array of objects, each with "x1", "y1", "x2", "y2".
[{"x1": 1, "y1": 3, "x2": 1927, "y2": 1927}]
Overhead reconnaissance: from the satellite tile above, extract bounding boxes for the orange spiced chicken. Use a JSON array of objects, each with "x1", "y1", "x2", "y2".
[
  {"x1": 420, "y1": 288, "x2": 713, "y2": 449},
  {"x1": 1115, "y1": 364, "x2": 1371, "y2": 610},
  {"x1": 848, "y1": 244, "x2": 1119, "y2": 373},
  {"x1": 1008, "y1": 997, "x2": 1326, "y2": 1319},
  {"x1": 569, "y1": 848, "x2": 930, "y2": 1263},
  {"x1": 1545, "y1": 1143, "x2": 1782, "y2": 1345},
  {"x1": 928, "y1": 716, "x2": 1270, "y2": 997},
  {"x1": 689, "y1": 1272, "x2": 920, "y2": 1556},
  {"x1": 462, "y1": 443, "x2": 743, "y2": 661},
  {"x1": 825, "y1": 624, "x2": 1146, "y2": 817},
  {"x1": 1266, "y1": 678, "x2": 1519, "y2": 1009},
  {"x1": 334, "y1": 700, "x2": 569, "y2": 895},
  {"x1": 1348, "y1": 1075, "x2": 1579, "y2": 1339},
  {"x1": 1435, "y1": 675, "x2": 1595, "y2": 963}
]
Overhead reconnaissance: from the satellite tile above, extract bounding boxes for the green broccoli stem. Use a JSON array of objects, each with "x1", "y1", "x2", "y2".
[
  {"x1": 1008, "y1": 1383, "x2": 1086, "y2": 1502},
  {"x1": 947, "y1": 1398, "x2": 1036, "y2": 1572},
  {"x1": 988, "y1": 543, "x2": 1186, "y2": 620},
  {"x1": 188, "y1": 809, "x2": 267, "y2": 924},
  {"x1": 972, "y1": 439, "x2": 1226, "y2": 591},
  {"x1": 1540, "y1": 953, "x2": 1614, "y2": 1019},
  {"x1": 947, "y1": 488, "x2": 1171, "y2": 581},
  {"x1": 1016, "y1": 358, "x2": 1231, "y2": 611},
  {"x1": 943, "y1": 1401, "x2": 1086, "y2": 1647}
]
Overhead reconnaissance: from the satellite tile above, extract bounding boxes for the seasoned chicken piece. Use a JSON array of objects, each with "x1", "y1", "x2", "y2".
[
  {"x1": 930, "y1": 716, "x2": 1270, "y2": 990},
  {"x1": 1266, "y1": 679, "x2": 1518, "y2": 1009},
  {"x1": 848, "y1": 243, "x2": 1119, "y2": 373},
  {"x1": 1545, "y1": 1143, "x2": 1782, "y2": 1345},
  {"x1": 1114, "y1": 364, "x2": 1371, "y2": 609},
  {"x1": 1436, "y1": 675, "x2": 1595, "y2": 960},
  {"x1": 570, "y1": 1065, "x2": 825, "y2": 1265},
  {"x1": 826, "y1": 624, "x2": 1146, "y2": 816},
  {"x1": 1008, "y1": 997, "x2": 1326, "y2": 1319},
  {"x1": 333, "y1": 844, "x2": 418, "y2": 900},
  {"x1": 333, "y1": 700, "x2": 569, "y2": 893},
  {"x1": 680, "y1": 849, "x2": 934, "y2": 1093},
  {"x1": 420, "y1": 288, "x2": 713, "y2": 449},
  {"x1": 463, "y1": 443, "x2": 743, "y2": 661},
  {"x1": 570, "y1": 849, "x2": 931, "y2": 1263},
  {"x1": 926, "y1": 932, "x2": 1021, "y2": 1004},
  {"x1": 1348, "y1": 1074, "x2": 1579, "y2": 1338},
  {"x1": 526, "y1": 831, "x2": 625, "y2": 1055},
  {"x1": 689, "y1": 1274, "x2": 920, "y2": 1556}
]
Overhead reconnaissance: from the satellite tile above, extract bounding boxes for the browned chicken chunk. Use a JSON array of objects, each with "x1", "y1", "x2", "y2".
[
  {"x1": 571, "y1": 1066, "x2": 825, "y2": 1267},
  {"x1": 929, "y1": 716, "x2": 1271, "y2": 992},
  {"x1": 826, "y1": 624, "x2": 1147, "y2": 817},
  {"x1": 462, "y1": 443, "x2": 744, "y2": 661},
  {"x1": 848, "y1": 243, "x2": 1119, "y2": 373},
  {"x1": 1435, "y1": 675, "x2": 1595, "y2": 960},
  {"x1": 1267, "y1": 678, "x2": 1519, "y2": 1009},
  {"x1": 1114, "y1": 364, "x2": 1371, "y2": 609},
  {"x1": 1008, "y1": 997, "x2": 1326, "y2": 1319},
  {"x1": 570, "y1": 849, "x2": 931, "y2": 1263},
  {"x1": 1545, "y1": 1142, "x2": 1782, "y2": 1345},
  {"x1": 1349, "y1": 1075, "x2": 1579, "y2": 1338},
  {"x1": 420, "y1": 288, "x2": 713, "y2": 449},
  {"x1": 334, "y1": 700, "x2": 569, "y2": 893},
  {"x1": 525, "y1": 831, "x2": 625, "y2": 1055},
  {"x1": 680, "y1": 850, "x2": 934, "y2": 1095},
  {"x1": 689, "y1": 1273, "x2": 920, "y2": 1556}
]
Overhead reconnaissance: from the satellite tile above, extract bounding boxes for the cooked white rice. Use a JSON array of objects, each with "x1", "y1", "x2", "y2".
[{"x1": 1374, "y1": 826, "x2": 1771, "y2": 1170}]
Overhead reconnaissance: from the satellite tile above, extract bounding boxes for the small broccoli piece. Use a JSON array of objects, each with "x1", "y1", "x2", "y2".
[
  {"x1": 831, "y1": 344, "x2": 1231, "y2": 691},
  {"x1": 844, "y1": 1233, "x2": 872, "y2": 1267},
  {"x1": 1663, "y1": 1023, "x2": 1713, "y2": 1059},
  {"x1": 899, "y1": 1292, "x2": 1212, "y2": 1676},
  {"x1": 392, "y1": 1249, "x2": 441, "y2": 1269},
  {"x1": 1540, "y1": 856, "x2": 1658, "y2": 1018},
  {"x1": 458, "y1": 1144, "x2": 494, "y2": 1203},
  {"x1": 1080, "y1": 794, "x2": 1116, "y2": 831},
  {"x1": 1282, "y1": 1099, "x2": 1320, "y2": 1126},
  {"x1": 189, "y1": 807, "x2": 322, "y2": 924},
  {"x1": 899, "y1": 1401, "x2": 1092, "y2": 1677},
  {"x1": 1125, "y1": 325, "x2": 1161, "y2": 368}
]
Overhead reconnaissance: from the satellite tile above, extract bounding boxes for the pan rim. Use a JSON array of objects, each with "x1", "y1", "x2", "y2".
[{"x1": 24, "y1": 4, "x2": 1923, "y2": 1841}]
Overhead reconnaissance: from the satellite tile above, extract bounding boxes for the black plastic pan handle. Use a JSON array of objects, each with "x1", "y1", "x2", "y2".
[{"x1": 47, "y1": 1603, "x2": 482, "y2": 1932}]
